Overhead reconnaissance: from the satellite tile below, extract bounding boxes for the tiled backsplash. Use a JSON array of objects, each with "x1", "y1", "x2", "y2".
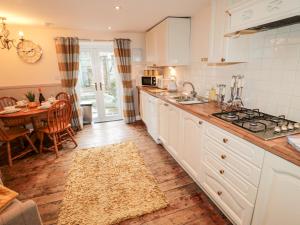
[{"x1": 177, "y1": 23, "x2": 300, "y2": 122}]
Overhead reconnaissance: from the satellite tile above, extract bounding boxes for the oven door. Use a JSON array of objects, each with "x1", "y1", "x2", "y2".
[{"x1": 141, "y1": 76, "x2": 153, "y2": 86}]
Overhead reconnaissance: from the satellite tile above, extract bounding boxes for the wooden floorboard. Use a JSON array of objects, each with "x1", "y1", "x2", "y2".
[{"x1": 0, "y1": 120, "x2": 231, "y2": 225}]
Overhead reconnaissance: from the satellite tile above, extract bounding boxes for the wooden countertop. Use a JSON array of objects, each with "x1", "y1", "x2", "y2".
[{"x1": 138, "y1": 86, "x2": 300, "y2": 167}]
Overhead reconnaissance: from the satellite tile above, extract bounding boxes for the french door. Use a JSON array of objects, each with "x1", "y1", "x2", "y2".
[{"x1": 78, "y1": 41, "x2": 122, "y2": 122}]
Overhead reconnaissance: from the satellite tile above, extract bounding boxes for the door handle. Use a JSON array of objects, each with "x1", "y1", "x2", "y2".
[
  {"x1": 99, "y1": 82, "x2": 103, "y2": 91},
  {"x1": 94, "y1": 82, "x2": 97, "y2": 91}
]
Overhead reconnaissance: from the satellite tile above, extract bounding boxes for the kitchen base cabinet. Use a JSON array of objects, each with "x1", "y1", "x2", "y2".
[
  {"x1": 158, "y1": 100, "x2": 169, "y2": 145},
  {"x1": 252, "y1": 152, "x2": 300, "y2": 225},
  {"x1": 140, "y1": 91, "x2": 159, "y2": 143},
  {"x1": 158, "y1": 100, "x2": 181, "y2": 158},
  {"x1": 202, "y1": 163, "x2": 254, "y2": 225},
  {"x1": 167, "y1": 104, "x2": 181, "y2": 158},
  {"x1": 180, "y1": 111, "x2": 204, "y2": 181}
]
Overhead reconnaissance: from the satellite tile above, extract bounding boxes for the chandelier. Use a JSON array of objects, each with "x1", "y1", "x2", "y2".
[{"x1": 0, "y1": 17, "x2": 24, "y2": 50}]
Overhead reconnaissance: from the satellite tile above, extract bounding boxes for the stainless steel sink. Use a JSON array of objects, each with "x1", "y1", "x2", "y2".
[{"x1": 169, "y1": 95, "x2": 209, "y2": 105}]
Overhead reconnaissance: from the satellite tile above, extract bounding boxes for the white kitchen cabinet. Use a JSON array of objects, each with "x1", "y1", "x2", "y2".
[
  {"x1": 180, "y1": 111, "x2": 204, "y2": 180},
  {"x1": 167, "y1": 104, "x2": 181, "y2": 158},
  {"x1": 227, "y1": 0, "x2": 300, "y2": 34},
  {"x1": 202, "y1": 163, "x2": 254, "y2": 225},
  {"x1": 146, "y1": 17, "x2": 191, "y2": 66},
  {"x1": 145, "y1": 28, "x2": 157, "y2": 66},
  {"x1": 252, "y1": 152, "x2": 300, "y2": 225},
  {"x1": 140, "y1": 91, "x2": 159, "y2": 143},
  {"x1": 208, "y1": 0, "x2": 249, "y2": 64},
  {"x1": 158, "y1": 100, "x2": 169, "y2": 145}
]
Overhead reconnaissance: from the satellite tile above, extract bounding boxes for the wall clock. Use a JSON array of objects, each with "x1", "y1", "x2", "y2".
[{"x1": 17, "y1": 40, "x2": 43, "y2": 63}]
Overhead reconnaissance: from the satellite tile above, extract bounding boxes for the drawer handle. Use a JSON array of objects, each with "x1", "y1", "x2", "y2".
[
  {"x1": 217, "y1": 191, "x2": 222, "y2": 196},
  {"x1": 221, "y1": 154, "x2": 227, "y2": 160},
  {"x1": 219, "y1": 169, "x2": 225, "y2": 175},
  {"x1": 199, "y1": 121, "x2": 203, "y2": 125},
  {"x1": 164, "y1": 103, "x2": 169, "y2": 107},
  {"x1": 223, "y1": 138, "x2": 228, "y2": 143}
]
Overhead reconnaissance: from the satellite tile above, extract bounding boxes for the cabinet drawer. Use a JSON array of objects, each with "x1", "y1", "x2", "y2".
[
  {"x1": 202, "y1": 150, "x2": 258, "y2": 205},
  {"x1": 202, "y1": 164, "x2": 254, "y2": 225},
  {"x1": 204, "y1": 136, "x2": 262, "y2": 187},
  {"x1": 205, "y1": 124, "x2": 264, "y2": 168}
]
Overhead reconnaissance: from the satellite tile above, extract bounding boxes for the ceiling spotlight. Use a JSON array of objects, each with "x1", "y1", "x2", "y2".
[
  {"x1": 108, "y1": 26, "x2": 112, "y2": 30},
  {"x1": 115, "y1": 6, "x2": 121, "y2": 10}
]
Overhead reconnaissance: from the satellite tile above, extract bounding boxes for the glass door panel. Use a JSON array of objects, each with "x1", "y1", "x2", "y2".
[{"x1": 78, "y1": 41, "x2": 122, "y2": 123}]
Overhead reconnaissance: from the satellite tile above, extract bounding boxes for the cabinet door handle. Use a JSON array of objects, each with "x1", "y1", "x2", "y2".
[
  {"x1": 221, "y1": 154, "x2": 227, "y2": 160},
  {"x1": 223, "y1": 138, "x2": 228, "y2": 143},
  {"x1": 221, "y1": 58, "x2": 226, "y2": 62},
  {"x1": 99, "y1": 82, "x2": 103, "y2": 91},
  {"x1": 94, "y1": 82, "x2": 97, "y2": 91},
  {"x1": 219, "y1": 169, "x2": 225, "y2": 175},
  {"x1": 217, "y1": 191, "x2": 222, "y2": 196},
  {"x1": 199, "y1": 121, "x2": 203, "y2": 125}
]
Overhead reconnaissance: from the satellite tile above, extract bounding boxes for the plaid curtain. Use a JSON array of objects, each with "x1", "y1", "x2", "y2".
[
  {"x1": 55, "y1": 37, "x2": 82, "y2": 131},
  {"x1": 114, "y1": 39, "x2": 136, "y2": 123}
]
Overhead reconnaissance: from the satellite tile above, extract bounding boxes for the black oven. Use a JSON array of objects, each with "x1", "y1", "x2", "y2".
[{"x1": 141, "y1": 76, "x2": 157, "y2": 86}]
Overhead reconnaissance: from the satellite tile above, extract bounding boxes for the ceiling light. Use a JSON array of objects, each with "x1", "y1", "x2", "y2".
[
  {"x1": 108, "y1": 26, "x2": 112, "y2": 30},
  {"x1": 115, "y1": 6, "x2": 121, "y2": 10}
]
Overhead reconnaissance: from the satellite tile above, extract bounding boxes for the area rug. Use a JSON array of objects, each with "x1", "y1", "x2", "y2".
[{"x1": 57, "y1": 142, "x2": 168, "y2": 225}]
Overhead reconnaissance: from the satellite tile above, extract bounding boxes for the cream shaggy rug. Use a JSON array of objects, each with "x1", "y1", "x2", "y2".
[{"x1": 58, "y1": 142, "x2": 168, "y2": 225}]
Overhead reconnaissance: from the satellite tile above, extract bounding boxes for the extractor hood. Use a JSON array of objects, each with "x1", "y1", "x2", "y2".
[{"x1": 225, "y1": 16, "x2": 300, "y2": 38}]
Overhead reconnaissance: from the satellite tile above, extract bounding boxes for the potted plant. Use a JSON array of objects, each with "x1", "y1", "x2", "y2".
[{"x1": 25, "y1": 91, "x2": 38, "y2": 108}]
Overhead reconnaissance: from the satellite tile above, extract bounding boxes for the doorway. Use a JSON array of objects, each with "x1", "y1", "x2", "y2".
[{"x1": 78, "y1": 41, "x2": 122, "y2": 123}]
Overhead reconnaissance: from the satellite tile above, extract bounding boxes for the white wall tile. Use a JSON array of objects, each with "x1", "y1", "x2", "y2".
[{"x1": 176, "y1": 23, "x2": 300, "y2": 122}]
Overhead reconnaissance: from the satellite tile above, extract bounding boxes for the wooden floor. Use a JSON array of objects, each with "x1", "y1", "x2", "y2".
[{"x1": 0, "y1": 121, "x2": 231, "y2": 225}]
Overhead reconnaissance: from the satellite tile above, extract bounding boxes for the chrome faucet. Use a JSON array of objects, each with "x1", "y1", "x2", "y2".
[{"x1": 183, "y1": 82, "x2": 197, "y2": 97}]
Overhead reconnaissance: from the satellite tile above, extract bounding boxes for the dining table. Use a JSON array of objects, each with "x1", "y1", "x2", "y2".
[{"x1": 0, "y1": 106, "x2": 50, "y2": 144}]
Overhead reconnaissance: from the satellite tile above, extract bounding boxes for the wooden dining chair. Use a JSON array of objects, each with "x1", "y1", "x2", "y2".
[
  {"x1": 55, "y1": 92, "x2": 70, "y2": 101},
  {"x1": 0, "y1": 122, "x2": 38, "y2": 167},
  {"x1": 0, "y1": 97, "x2": 17, "y2": 110},
  {"x1": 38, "y1": 100, "x2": 77, "y2": 157},
  {"x1": 0, "y1": 97, "x2": 29, "y2": 128}
]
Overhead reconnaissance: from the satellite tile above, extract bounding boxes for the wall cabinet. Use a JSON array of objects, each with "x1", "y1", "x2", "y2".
[
  {"x1": 180, "y1": 111, "x2": 204, "y2": 181},
  {"x1": 208, "y1": 0, "x2": 249, "y2": 64},
  {"x1": 227, "y1": 0, "x2": 300, "y2": 34},
  {"x1": 252, "y1": 152, "x2": 300, "y2": 225},
  {"x1": 145, "y1": 17, "x2": 191, "y2": 66}
]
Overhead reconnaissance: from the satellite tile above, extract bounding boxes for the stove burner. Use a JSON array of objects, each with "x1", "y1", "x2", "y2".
[
  {"x1": 226, "y1": 113, "x2": 237, "y2": 118},
  {"x1": 212, "y1": 108, "x2": 300, "y2": 140},
  {"x1": 249, "y1": 122, "x2": 258, "y2": 126}
]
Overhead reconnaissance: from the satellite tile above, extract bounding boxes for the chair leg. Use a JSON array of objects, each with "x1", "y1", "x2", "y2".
[
  {"x1": 53, "y1": 134, "x2": 59, "y2": 158},
  {"x1": 39, "y1": 133, "x2": 44, "y2": 153},
  {"x1": 7, "y1": 142, "x2": 12, "y2": 167},
  {"x1": 68, "y1": 127, "x2": 75, "y2": 137},
  {"x1": 24, "y1": 134, "x2": 38, "y2": 153},
  {"x1": 66, "y1": 129, "x2": 78, "y2": 148}
]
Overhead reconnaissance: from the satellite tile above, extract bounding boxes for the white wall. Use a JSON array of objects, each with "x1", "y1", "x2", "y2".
[
  {"x1": 176, "y1": 4, "x2": 300, "y2": 122},
  {"x1": 0, "y1": 25, "x2": 145, "y2": 87}
]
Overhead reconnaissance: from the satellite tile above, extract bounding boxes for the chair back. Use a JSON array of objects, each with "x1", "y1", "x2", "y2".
[
  {"x1": 56, "y1": 92, "x2": 70, "y2": 101},
  {"x1": 47, "y1": 100, "x2": 71, "y2": 133},
  {"x1": 0, "y1": 97, "x2": 17, "y2": 110}
]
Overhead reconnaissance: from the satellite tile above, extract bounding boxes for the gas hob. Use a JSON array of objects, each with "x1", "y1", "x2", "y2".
[{"x1": 212, "y1": 109, "x2": 300, "y2": 140}]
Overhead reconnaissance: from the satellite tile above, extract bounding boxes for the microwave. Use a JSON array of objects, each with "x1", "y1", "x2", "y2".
[{"x1": 141, "y1": 76, "x2": 157, "y2": 86}]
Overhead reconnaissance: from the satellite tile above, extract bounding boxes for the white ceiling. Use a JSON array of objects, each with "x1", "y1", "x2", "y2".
[{"x1": 0, "y1": 0, "x2": 209, "y2": 32}]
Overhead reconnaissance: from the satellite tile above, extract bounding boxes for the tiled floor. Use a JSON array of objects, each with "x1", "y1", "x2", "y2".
[{"x1": 0, "y1": 121, "x2": 231, "y2": 225}]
